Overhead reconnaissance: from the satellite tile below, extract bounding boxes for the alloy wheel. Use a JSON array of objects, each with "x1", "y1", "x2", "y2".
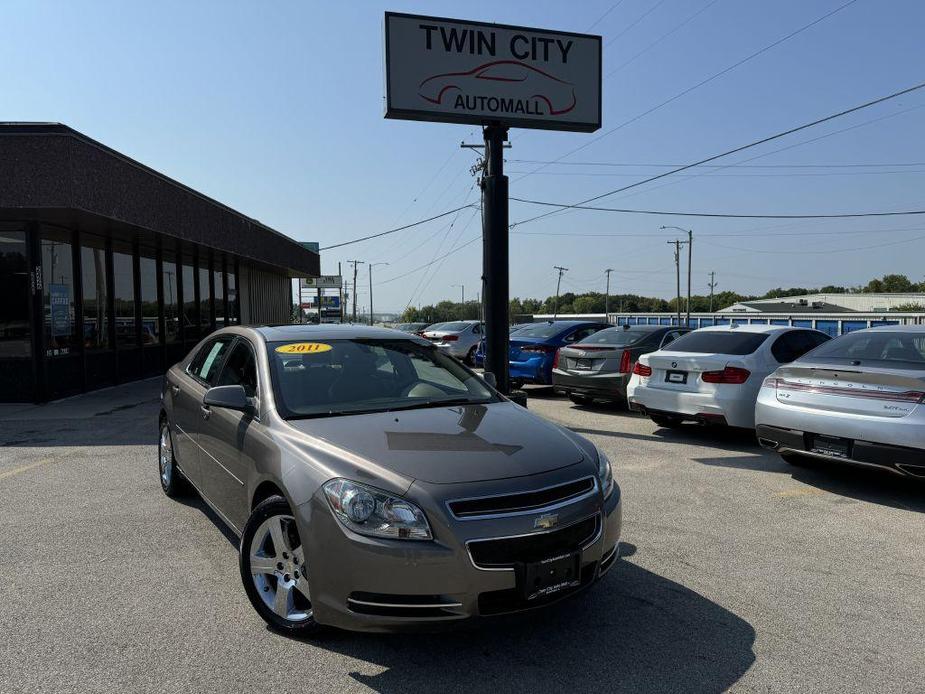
[
  {"x1": 159, "y1": 424, "x2": 173, "y2": 487},
  {"x1": 249, "y1": 514, "x2": 311, "y2": 622}
]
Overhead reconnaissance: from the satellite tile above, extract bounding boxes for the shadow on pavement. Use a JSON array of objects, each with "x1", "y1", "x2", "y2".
[{"x1": 295, "y1": 554, "x2": 756, "y2": 694}]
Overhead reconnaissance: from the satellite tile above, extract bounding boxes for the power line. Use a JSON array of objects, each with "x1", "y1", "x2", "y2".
[
  {"x1": 506, "y1": 169, "x2": 925, "y2": 178},
  {"x1": 320, "y1": 204, "x2": 475, "y2": 251},
  {"x1": 512, "y1": 0, "x2": 861, "y2": 183},
  {"x1": 604, "y1": 0, "x2": 670, "y2": 48},
  {"x1": 507, "y1": 159, "x2": 925, "y2": 169},
  {"x1": 509, "y1": 197, "x2": 925, "y2": 219},
  {"x1": 606, "y1": 0, "x2": 723, "y2": 77},
  {"x1": 511, "y1": 224, "x2": 925, "y2": 239},
  {"x1": 509, "y1": 79, "x2": 925, "y2": 228},
  {"x1": 702, "y1": 232, "x2": 925, "y2": 255},
  {"x1": 585, "y1": 0, "x2": 630, "y2": 30},
  {"x1": 378, "y1": 234, "x2": 482, "y2": 286}
]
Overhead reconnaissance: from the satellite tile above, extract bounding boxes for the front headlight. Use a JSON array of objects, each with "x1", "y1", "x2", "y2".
[
  {"x1": 322, "y1": 478, "x2": 433, "y2": 541},
  {"x1": 596, "y1": 447, "x2": 614, "y2": 498}
]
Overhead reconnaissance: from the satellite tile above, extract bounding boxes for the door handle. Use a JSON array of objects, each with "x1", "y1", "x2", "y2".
[
  {"x1": 200, "y1": 404, "x2": 212, "y2": 420},
  {"x1": 170, "y1": 384, "x2": 180, "y2": 396}
]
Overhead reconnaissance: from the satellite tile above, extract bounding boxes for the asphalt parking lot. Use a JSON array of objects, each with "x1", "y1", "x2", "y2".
[{"x1": 1, "y1": 380, "x2": 923, "y2": 694}]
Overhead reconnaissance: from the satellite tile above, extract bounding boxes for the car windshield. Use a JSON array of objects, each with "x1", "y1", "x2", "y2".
[
  {"x1": 665, "y1": 330, "x2": 769, "y2": 355},
  {"x1": 799, "y1": 331, "x2": 925, "y2": 369},
  {"x1": 577, "y1": 328, "x2": 649, "y2": 347},
  {"x1": 514, "y1": 323, "x2": 569, "y2": 339},
  {"x1": 268, "y1": 338, "x2": 497, "y2": 418},
  {"x1": 429, "y1": 321, "x2": 472, "y2": 332}
]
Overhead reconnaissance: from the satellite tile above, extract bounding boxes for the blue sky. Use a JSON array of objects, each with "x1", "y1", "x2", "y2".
[{"x1": 2, "y1": 0, "x2": 923, "y2": 313}]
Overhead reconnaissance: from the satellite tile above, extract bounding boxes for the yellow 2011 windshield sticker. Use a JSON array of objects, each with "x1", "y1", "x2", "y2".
[{"x1": 275, "y1": 342, "x2": 332, "y2": 354}]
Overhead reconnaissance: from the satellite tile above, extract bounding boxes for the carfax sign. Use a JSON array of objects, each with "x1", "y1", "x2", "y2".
[{"x1": 384, "y1": 13, "x2": 601, "y2": 132}]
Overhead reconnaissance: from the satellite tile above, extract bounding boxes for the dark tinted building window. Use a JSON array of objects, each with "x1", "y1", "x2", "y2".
[
  {"x1": 80, "y1": 235, "x2": 109, "y2": 350},
  {"x1": 162, "y1": 247, "x2": 179, "y2": 344},
  {"x1": 139, "y1": 249, "x2": 159, "y2": 345},
  {"x1": 213, "y1": 257, "x2": 226, "y2": 326},
  {"x1": 199, "y1": 259, "x2": 212, "y2": 335},
  {"x1": 227, "y1": 264, "x2": 238, "y2": 324},
  {"x1": 182, "y1": 257, "x2": 197, "y2": 340},
  {"x1": 113, "y1": 244, "x2": 137, "y2": 348},
  {"x1": 41, "y1": 227, "x2": 78, "y2": 356},
  {"x1": 0, "y1": 229, "x2": 31, "y2": 357}
]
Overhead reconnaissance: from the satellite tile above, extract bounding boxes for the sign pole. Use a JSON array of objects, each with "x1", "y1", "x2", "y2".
[{"x1": 481, "y1": 124, "x2": 510, "y2": 394}]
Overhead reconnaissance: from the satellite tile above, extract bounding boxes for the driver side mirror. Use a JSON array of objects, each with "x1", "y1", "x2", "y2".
[
  {"x1": 203, "y1": 384, "x2": 251, "y2": 412},
  {"x1": 482, "y1": 371, "x2": 497, "y2": 388}
]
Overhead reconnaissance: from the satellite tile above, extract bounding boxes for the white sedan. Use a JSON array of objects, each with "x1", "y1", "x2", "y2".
[{"x1": 626, "y1": 324, "x2": 830, "y2": 429}]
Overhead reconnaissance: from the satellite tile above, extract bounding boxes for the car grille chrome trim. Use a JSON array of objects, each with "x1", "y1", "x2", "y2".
[
  {"x1": 465, "y1": 513, "x2": 601, "y2": 572},
  {"x1": 346, "y1": 598, "x2": 463, "y2": 609},
  {"x1": 446, "y1": 476, "x2": 598, "y2": 520}
]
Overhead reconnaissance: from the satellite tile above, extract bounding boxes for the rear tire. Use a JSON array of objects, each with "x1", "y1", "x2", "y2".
[
  {"x1": 569, "y1": 393, "x2": 592, "y2": 406},
  {"x1": 239, "y1": 496, "x2": 322, "y2": 637},
  {"x1": 465, "y1": 345, "x2": 477, "y2": 366},
  {"x1": 650, "y1": 414, "x2": 683, "y2": 429}
]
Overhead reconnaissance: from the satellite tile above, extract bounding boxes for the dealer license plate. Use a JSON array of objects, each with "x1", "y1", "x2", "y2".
[
  {"x1": 666, "y1": 370, "x2": 688, "y2": 384},
  {"x1": 573, "y1": 358, "x2": 592, "y2": 370},
  {"x1": 811, "y1": 435, "x2": 851, "y2": 459},
  {"x1": 524, "y1": 551, "x2": 581, "y2": 600}
]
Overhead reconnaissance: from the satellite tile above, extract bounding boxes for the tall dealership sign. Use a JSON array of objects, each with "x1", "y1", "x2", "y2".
[
  {"x1": 384, "y1": 13, "x2": 601, "y2": 392},
  {"x1": 384, "y1": 13, "x2": 601, "y2": 132}
]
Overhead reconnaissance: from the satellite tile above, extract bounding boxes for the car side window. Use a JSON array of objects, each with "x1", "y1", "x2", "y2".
[
  {"x1": 216, "y1": 340, "x2": 258, "y2": 397},
  {"x1": 793, "y1": 331, "x2": 830, "y2": 359},
  {"x1": 472, "y1": 324, "x2": 482, "y2": 335},
  {"x1": 188, "y1": 337, "x2": 234, "y2": 384},
  {"x1": 660, "y1": 331, "x2": 681, "y2": 348},
  {"x1": 771, "y1": 332, "x2": 803, "y2": 363},
  {"x1": 568, "y1": 327, "x2": 598, "y2": 343}
]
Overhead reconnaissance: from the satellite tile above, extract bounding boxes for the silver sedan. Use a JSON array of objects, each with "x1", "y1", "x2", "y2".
[
  {"x1": 159, "y1": 325, "x2": 622, "y2": 635},
  {"x1": 755, "y1": 325, "x2": 925, "y2": 478}
]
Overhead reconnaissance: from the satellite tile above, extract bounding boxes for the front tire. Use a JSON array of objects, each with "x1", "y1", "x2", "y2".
[
  {"x1": 158, "y1": 420, "x2": 188, "y2": 497},
  {"x1": 239, "y1": 496, "x2": 321, "y2": 636},
  {"x1": 465, "y1": 345, "x2": 477, "y2": 366}
]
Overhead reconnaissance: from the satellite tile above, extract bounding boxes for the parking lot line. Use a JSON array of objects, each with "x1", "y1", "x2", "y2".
[{"x1": 0, "y1": 457, "x2": 55, "y2": 481}]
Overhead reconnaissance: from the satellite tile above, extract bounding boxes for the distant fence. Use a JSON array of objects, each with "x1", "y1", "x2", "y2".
[{"x1": 529, "y1": 312, "x2": 925, "y2": 337}]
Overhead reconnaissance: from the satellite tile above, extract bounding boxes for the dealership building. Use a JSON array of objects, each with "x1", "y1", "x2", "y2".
[{"x1": 0, "y1": 123, "x2": 320, "y2": 402}]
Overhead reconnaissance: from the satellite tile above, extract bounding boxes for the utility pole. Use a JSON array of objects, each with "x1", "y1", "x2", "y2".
[
  {"x1": 347, "y1": 260, "x2": 364, "y2": 322},
  {"x1": 480, "y1": 124, "x2": 510, "y2": 393},
  {"x1": 604, "y1": 268, "x2": 614, "y2": 318},
  {"x1": 661, "y1": 226, "x2": 692, "y2": 326},
  {"x1": 368, "y1": 262, "x2": 388, "y2": 326},
  {"x1": 452, "y1": 284, "x2": 465, "y2": 305},
  {"x1": 553, "y1": 266, "x2": 568, "y2": 319},
  {"x1": 337, "y1": 261, "x2": 344, "y2": 322},
  {"x1": 708, "y1": 271, "x2": 718, "y2": 313}
]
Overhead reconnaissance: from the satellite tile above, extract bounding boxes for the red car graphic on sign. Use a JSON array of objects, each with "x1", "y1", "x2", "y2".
[{"x1": 418, "y1": 60, "x2": 577, "y2": 116}]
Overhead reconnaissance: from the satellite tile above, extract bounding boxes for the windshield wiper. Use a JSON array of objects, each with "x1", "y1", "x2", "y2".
[{"x1": 286, "y1": 397, "x2": 490, "y2": 420}]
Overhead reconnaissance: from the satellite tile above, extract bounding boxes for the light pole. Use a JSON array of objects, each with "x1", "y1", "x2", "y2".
[
  {"x1": 661, "y1": 226, "x2": 693, "y2": 326},
  {"x1": 604, "y1": 268, "x2": 614, "y2": 318},
  {"x1": 451, "y1": 284, "x2": 465, "y2": 304},
  {"x1": 347, "y1": 260, "x2": 365, "y2": 322},
  {"x1": 368, "y1": 262, "x2": 389, "y2": 326},
  {"x1": 553, "y1": 266, "x2": 568, "y2": 319}
]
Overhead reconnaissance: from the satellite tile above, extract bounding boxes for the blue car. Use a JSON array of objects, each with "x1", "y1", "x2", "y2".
[
  {"x1": 474, "y1": 323, "x2": 533, "y2": 368},
  {"x1": 476, "y1": 321, "x2": 610, "y2": 385}
]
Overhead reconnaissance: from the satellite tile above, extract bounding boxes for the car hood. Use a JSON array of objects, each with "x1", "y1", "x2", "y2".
[{"x1": 284, "y1": 401, "x2": 586, "y2": 484}]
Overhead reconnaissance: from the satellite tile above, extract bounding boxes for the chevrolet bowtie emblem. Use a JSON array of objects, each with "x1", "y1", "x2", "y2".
[{"x1": 534, "y1": 513, "x2": 559, "y2": 530}]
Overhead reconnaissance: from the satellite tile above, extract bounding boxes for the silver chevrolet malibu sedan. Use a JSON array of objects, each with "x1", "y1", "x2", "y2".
[{"x1": 159, "y1": 325, "x2": 622, "y2": 634}]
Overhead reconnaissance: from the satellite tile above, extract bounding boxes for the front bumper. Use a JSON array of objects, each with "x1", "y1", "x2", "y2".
[
  {"x1": 552, "y1": 370, "x2": 628, "y2": 400},
  {"x1": 298, "y1": 474, "x2": 622, "y2": 632}
]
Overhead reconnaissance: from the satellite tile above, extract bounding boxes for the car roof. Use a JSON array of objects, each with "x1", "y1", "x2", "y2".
[
  {"x1": 250, "y1": 324, "x2": 429, "y2": 343},
  {"x1": 693, "y1": 324, "x2": 802, "y2": 334},
  {"x1": 857, "y1": 324, "x2": 925, "y2": 332}
]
